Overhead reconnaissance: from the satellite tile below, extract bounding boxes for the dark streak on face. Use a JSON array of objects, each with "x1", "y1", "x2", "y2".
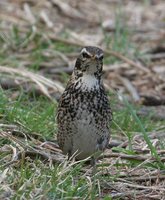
[{"x1": 74, "y1": 46, "x2": 104, "y2": 80}]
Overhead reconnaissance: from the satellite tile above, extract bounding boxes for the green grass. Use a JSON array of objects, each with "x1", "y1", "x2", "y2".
[
  {"x1": 4, "y1": 160, "x2": 98, "y2": 199},
  {"x1": 0, "y1": 89, "x2": 56, "y2": 139},
  {"x1": 103, "y1": 6, "x2": 137, "y2": 65},
  {"x1": 0, "y1": 26, "x2": 79, "y2": 72},
  {"x1": 0, "y1": 14, "x2": 165, "y2": 199},
  {"x1": 0, "y1": 85, "x2": 165, "y2": 199}
]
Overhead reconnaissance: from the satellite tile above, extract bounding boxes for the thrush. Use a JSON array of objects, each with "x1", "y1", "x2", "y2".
[{"x1": 57, "y1": 46, "x2": 112, "y2": 163}]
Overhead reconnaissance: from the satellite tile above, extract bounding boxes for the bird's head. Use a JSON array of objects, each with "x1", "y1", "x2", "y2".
[{"x1": 74, "y1": 46, "x2": 104, "y2": 79}]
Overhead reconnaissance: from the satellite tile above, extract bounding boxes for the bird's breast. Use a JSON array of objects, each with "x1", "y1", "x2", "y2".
[{"x1": 75, "y1": 74, "x2": 100, "y2": 91}]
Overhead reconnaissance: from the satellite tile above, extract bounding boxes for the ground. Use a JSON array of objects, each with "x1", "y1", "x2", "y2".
[{"x1": 0, "y1": 0, "x2": 165, "y2": 199}]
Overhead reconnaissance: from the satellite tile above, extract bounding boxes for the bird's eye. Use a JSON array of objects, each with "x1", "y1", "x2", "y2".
[
  {"x1": 82, "y1": 52, "x2": 91, "y2": 58},
  {"x1": 99, "y1": 55, "x2": 104, "y2": 60}
]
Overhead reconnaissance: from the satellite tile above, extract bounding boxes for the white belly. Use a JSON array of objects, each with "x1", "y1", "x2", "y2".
[
  {"x1": 72, "y1": 121, "x2": 99, "y2": 160},
  {"x1": 62, "y1": 104, "x2": 110, "y2": 160}
]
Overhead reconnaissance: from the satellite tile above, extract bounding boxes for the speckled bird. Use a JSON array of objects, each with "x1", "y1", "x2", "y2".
[{"x1": 57, "y1": 46, "x2": 112, "y2": 163}]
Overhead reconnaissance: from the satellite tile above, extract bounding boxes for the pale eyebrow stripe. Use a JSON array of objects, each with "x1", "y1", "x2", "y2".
[
  {"x1": 96, "y1": 53, "x2": 104, "y2": 58},
  {"x1": 81, "y1": 48, "x2": 92, "y2": 56}
]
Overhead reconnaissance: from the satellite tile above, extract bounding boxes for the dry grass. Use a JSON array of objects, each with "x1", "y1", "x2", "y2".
[
  {"x1": 0, "y1": 65, "x2": 64, "y2": 101},
  {"x1": 0, "y1": 120, "x2": 165, "y2": 199},
  {"x1": 0, "y1": 0, "x2": 165, "y2": 199}
]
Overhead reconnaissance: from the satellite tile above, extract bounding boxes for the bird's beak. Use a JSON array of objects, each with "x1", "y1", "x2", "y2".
[{"x1": 91, "y1": 55, "x2": 96, "y2": 60}]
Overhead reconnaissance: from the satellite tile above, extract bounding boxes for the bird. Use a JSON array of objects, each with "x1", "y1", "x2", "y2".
[{"x1": 57, "y1": 46, "x2": 112, "y2": 164}]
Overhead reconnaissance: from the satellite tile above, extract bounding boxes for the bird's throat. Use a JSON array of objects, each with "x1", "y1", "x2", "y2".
[{"x1": 77, "y1": 74, "x2": 100, "y2": 91}]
